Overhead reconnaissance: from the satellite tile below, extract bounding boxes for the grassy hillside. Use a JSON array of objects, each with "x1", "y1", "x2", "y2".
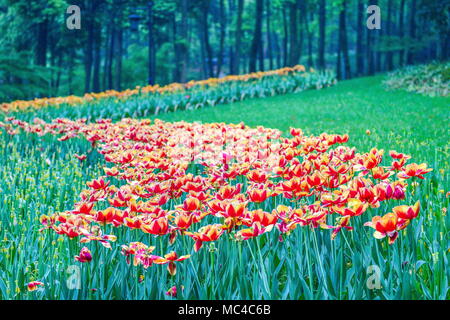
[{"x1": 153, "y1": 75, "x2": 449, "y2": 170}]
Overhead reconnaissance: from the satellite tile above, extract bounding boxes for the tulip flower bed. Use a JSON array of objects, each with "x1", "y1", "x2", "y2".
[
  {"x1": 1, "y1": 65, "x2": 336, "y2": 121},
  {"x1": 1, "y1": 115, "x2": 441, "y2": 300}
]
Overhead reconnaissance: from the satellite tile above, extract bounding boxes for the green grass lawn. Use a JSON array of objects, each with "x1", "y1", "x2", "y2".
[
  {"x1": 0, "y1": 75, "x2": 448, "y2": 300},
  {"x1": 153, "y1": 75, "x2": 449, "y2": 171}
]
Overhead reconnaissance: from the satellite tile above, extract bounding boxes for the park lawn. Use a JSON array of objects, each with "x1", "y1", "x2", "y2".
[
  {"x1": 153, "y1": 75, "x2": 449, "y2": 173},
  {"x1": 0, "y1": 74, "x2": 448, "y2": 300}
]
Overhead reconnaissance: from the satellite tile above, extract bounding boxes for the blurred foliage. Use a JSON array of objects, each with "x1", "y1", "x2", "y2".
[
  {"x1": 384, "y1": 61, "x2": 450, "y2": 97},
  {"x1": 0, "y1": 53, "x2": 51, "y2": 102},
  {"x1": 0, "y1": 0, "x2": 448, "y2": 102}
]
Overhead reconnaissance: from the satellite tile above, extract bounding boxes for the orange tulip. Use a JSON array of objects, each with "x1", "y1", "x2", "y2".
[
  {"x1": 27, "y1": 281, "x2": 44, "y2": 292},
  {"x1": 371, "y1": 167, "x2": 391, "y2": 180},
  {"x1": 213, "y1": 189, "x2": 235, "y2": 206},
  {"x1": 224, "y1": 202, "x2": 247, "y2": 218},
  {"x1": 181, "y1": 197, "x2": 202, "y2": 211},
  {"x1": 364, "y1": 212, "x2": 399, "y2": 244},
  {"x1": 330, "y1": 216, "x2": 353, "y2": 240},
  {"x1": 235, "y1": 222, "x2": 268, "y2": 240},
  {"x1": 95, "y1": 207, "x2": 118, "y2": 225},
  {"x1": 185, "y1": 224, "x2": 224, "y2": 252},
  {"x1": 124, "y1": 217, "x2": 143, "y2": 229},
  {"x1": 74, "y1": 154, "x2": 87, "y2": 161},
  {"x1": 334, "y1": 199, "x2": 368, "y2": 217},
  {"x1": 247, "y1": 188, "x2": 271, "y2": 203},
  {"x1": 392, "y1": 201, "x2": 420, "y2": 220},
  {"x1": 247, "y1": 170, "x2": 269, "y2": 183},
  {"x1": 86, "y1": 178, "x2": 110, "y2": 190},
  {"x1": 363, "y1": 148, "x2": 384, "y2": 169},
  {"x1": 141, "y1": 217, "x2": 169, "y2": 236},
  {"x1": 72, "y1": 202, "x2": 95, "y2": 215},
  {"x1": 154, "y1": 251, "x2": 191, "y2": 276},
  {"x1": 398, "y1": 163, "x2": 433, "y2": 179},
  {"x1": 247, "y1": 209, "x2": 278, "y2": 227},
  {"x1": 174, "y1": 212, "x2": 198, "y2": 231}
]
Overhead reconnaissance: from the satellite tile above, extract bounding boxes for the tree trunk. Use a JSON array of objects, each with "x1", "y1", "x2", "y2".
[
  {"x1": 216, "y1": 0, "x2": 226, "y2": 76},
  {"x1": 338, "y1": 1, "x2": 351, "y2": 79},
  {"x1": 385, "y1": 0, "x2": 394, "y2": 70},
  {"x1": 375, "y1": 25, "x2": 383, "y2": 72},
  {"x1": 372, "y1": 0, "x2": 382, "y2": 73},
  {"x1": 148, "y1": 0, "x2": 156, "y2": 85},
  {"x1": 172, "y1": 13, "x2": 182, "y2": 82},
  {"x1": 115, "y1": 22, "x2": 123, "y2": 91},
  {"x1": 84, "y1": 1, "x2": 95, "y2": 93},
  {"x1": 297, "y1": 0, "x2": 305, "y2": 65},
  {"x1": 398, "y1": 0, "x2": 405, "y2": 66},
  {"x1": 258, "y1": 0, "x2": 265, "y2": 71},
  {"x1": 356, "y1": 0, "x2": 364, "y2": 75},
  {"x1": 317, "y1": 0, "x2": 326, "y2": 69},
  {"x1": 282, "y1": 4, "x2": 288, "y2": 67},
  {"x1": 266, "y1": 0, "x2": 273, "y2": 70},
  {"x1": 198, "y1": 18, "x2": 207, "y2": 79},
  {"x1": 102, "y1": 28, "x2": 109, "y2": 90},
  {"x1": 92, "y1": 12, "x2": 102, "y2": 93},
  {"x1": 440, "y1": 32, "x2": 449, "y2": 61},
  {"x1": 249, "y1": 0, "x2": 263, "y2": 72},
  {"x1": 49, "y1": 27, "x2": 56, "y2": 93},
  {"x1": 36, "y1": 18, "x2": 48, "y2": 66},
  {"x1": 407, "y1": 0, "x2": 417, "y2": 65},
  {"x1": 288, "y1": 1, "x2": 298, "y2": 66},
  {"x1": 179, "y1": 0, "x2": 189, "y2": 82},
  {"x1": 92, "y1": 30, "x2": 101, "y2": 92},
  {"x1": 68, "y1": 50, "x2": 74, "y2": 95},
  {"x1": 201, "y1": 1, "x2": 214, "y2": 78},
  {"x1": 274, "y1": 33, "x2": 282, "y2": 68},
  {"x1": 107, "y1": 22, "x2": 115, "y2": 90},
  {"x1": 233, "y1": 0, "x2": 244, "y2": 74},
  {"x1": 337, "y1": 42, "x2": 342, "y2": 80},
  {"x1": 172, "y1": 0, "x2": 189, "y2": 82},
  {"x1": 103, "y1": 8, "x2": 113, "y2": 92},
  {"x1": 55, "y1": 51, "x2": 63, "y2": 94},
  {"x1": 229, "y1": 46, "x2": 234, "y2": 74},
  {"x1": 304, "y1": 3, "x2": 313, "y2": 67},
  {"x1": 366, "y1": 0, "x2": 377, "y2": 75},
  {"x1": 228, "y1": 0, "x2": 236, "y2": 73}
]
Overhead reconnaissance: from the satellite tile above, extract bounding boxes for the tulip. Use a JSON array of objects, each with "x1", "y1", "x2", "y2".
[
  {"x1": 74, "y1": 154, "x2": 87, "y2": 161},
  {"x1": 86, "y1": 178, "x2": 110, "y2": 190},
  {"x1": 181, "y1": 197, "x2": 202, "y2": 212},
  {"x1": 235, "y1": 222, "x2": 269, "y2": 240},
  {"x1": 154, "y1": 251, "x2": 191, "y2": 276},
  {"x1": 398, "y1": 163, "x2": 433, "y2": 179},
  {"x1": 185, "y1": 224, "x2": 224, "y2": 252},
  {"x1": 224, "y1": 202, "x2": 246, "y2": 218},
  {"x1": 141, "y1": 217, "x2": 169, "y2": 236},
  {"x1": 75, "y1": 247, "x2": 92, "y2": 263},
  {"x1": 27, "y1": 281, "x2": 44, "y2": 292},
  {"x1": 247, "y1": 188, "x2": 270, "y2": 203},
  {"x1": 392, "y1": 201, "x2": 420, "y2": 220},
  {"x1": 364, "y1": 212, "x2": 399, "y2": 244},
  {"x1": 166, "y1": 286, "x2": 184, "y2": 297}
]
